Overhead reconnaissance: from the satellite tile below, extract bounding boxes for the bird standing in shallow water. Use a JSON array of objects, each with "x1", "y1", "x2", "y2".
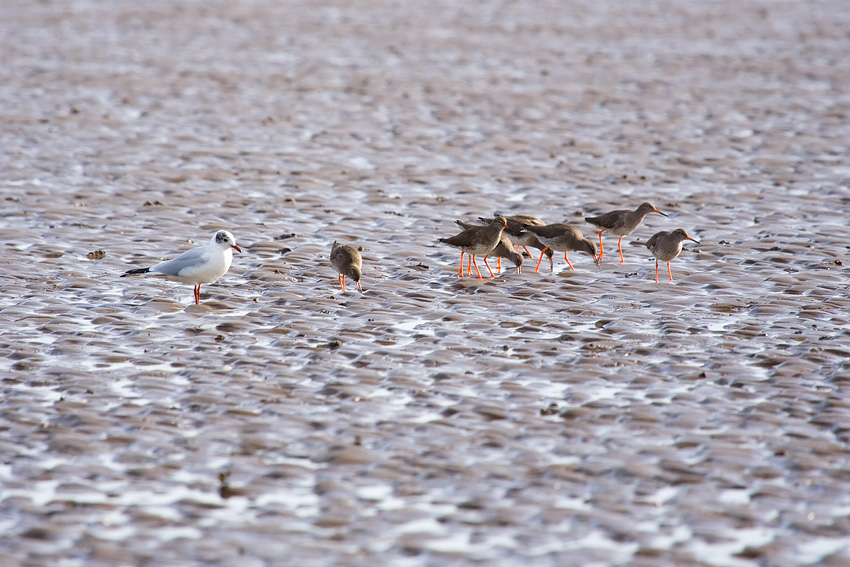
[
  {"x1": 486, "y1": 214, "x2": 554, "y2": 270},
  {"x1": 585, "y1": 202, "x2": 667, "y2": 263},
  {"x1": 455, "y1": 220, "x2": 523, "y2": 274},
  {"x1": 645, "y1": 228, "x2": 700, "y2": 282},
  {"x1": 121, "y1": 230, "x2": 241, "y2": 305},
  {"x1": 519, "y1": 223, "x2": 600, "y2": 272},
  {"x1": 439, "y1": 216, "x2": 508, "y2": 280},
  {"x1": 330, "y1": 241, "x2": 363, "y2": 292}
]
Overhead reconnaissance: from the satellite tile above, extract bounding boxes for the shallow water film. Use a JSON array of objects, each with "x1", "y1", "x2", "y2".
[{"x1": 2, "y1": 0, "x2": 850, "y2": 565}]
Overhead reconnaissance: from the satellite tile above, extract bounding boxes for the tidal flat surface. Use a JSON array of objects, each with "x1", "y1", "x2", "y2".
[{"x1": 1, "y1": 1, "x2": 850, "y2": 565}]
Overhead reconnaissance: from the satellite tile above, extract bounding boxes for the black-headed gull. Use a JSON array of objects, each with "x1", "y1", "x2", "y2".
[
  {"x1": 122, "y1": 230, "x2": 241, "y2": 304},
  {"x1": 330, "y1": 241, "x2": 363, "y2": 292}
]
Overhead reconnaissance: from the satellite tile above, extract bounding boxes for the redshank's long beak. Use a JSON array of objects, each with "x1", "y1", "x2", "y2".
[
  {"x1": 232, "y1": 244, "x2": 242, "y2": 253},
  {"x1": 593, "y1": 254, "x2": 601, "y2": 268},
  {"x1": 687, "y1": 237, "x2": 700, "y2": 244},
  {"x1": 655, "y1": 210, "x2": 669, "y2": 217}
]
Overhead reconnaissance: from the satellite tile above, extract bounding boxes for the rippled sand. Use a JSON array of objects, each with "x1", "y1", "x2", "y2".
[{"x1": 2, "y1": 1, "x2": 850, "y2": 565}]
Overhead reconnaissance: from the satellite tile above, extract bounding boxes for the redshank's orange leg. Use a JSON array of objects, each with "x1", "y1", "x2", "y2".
[
  {"x1": 564, "y1": 252, "x2": 575, "y2": 271},
  {"x1": 471, "y1": 255, "x2": 484, "y2": 280},
  {"x1": 522, "y1": 246, "x2": 533, "y2": 258},
  {"x1": 342, "y1": 274, "x2": 347, "y2": 291},
  {"x1": 654, "y1": 259, "x2": 659, "y2": 283},
  {"x1": 194, "y1": 284, "x2": 200, "y2": 304},
  {"x1": 535, "y1": 247, "x2": 550, "y2": 272},
  {"x1": 457, "y1": 252, "x2": 465, "y2": 278},
  {"x1": 496, "y1": 257, "x2": 502, "y2": 274},
  {"x1": 667, "y1": 262, "x2": 673, "y2": 281},
  {"x1": 467, "y1": 254, "x2": 473, "y2": 276},
  {"x1": 617, "y1": 236, "x2": 625, "y2": 263},
  {"x1": 597, "y1": 230, "x2": 605, "y2": 261},
  {"x1": 483, "y1": 256, "x2": 495, "y2": 278}
]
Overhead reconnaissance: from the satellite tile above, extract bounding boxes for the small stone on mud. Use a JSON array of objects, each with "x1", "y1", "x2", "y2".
[
  {"x1": 540, "y1": 403, "x2": 559, "y2": 416},
  {"x1": 87, "y1": 250, "x2": 107, "y2": 260}
]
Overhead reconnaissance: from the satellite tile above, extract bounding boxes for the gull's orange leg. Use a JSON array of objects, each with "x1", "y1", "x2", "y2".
[
  {"x1": 564, "y1": 252, "x2": 575, "y2": 271},
  {"x1": 597, "y1": 230, "x2": 605, "y2": 261},
  {"x1": 483, "y1": 256, "x2": 495, "y2": 278},
  {"x1": 667, "y1": 262, "x2": 673, "y2": 281},
  {"x1": 535, "y1": 247, "x2": 550, "y2": 272},
  {"x1": 471, "y1": 255, "x2": 484, "y2": 280},
  {"x1": 617, "y1": 236, "x2": 625, "y2": 263}
]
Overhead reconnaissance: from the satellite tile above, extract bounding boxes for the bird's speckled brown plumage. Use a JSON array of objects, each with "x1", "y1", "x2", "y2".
[{"x1": 645, "y1": 228, "x2": 699, "y2": 282}]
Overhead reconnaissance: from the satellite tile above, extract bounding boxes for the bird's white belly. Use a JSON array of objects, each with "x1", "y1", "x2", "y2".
[{"x1": 154, "y1": 251, "x2": 232, "y2": 284}]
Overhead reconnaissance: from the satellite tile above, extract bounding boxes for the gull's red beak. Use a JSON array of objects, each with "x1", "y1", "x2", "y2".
[{"x1": 233, "y1": 244, "x2": 242, "y2": 253}]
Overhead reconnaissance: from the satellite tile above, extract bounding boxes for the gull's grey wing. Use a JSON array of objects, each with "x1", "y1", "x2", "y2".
[{"x1": 150, "y1": 246, "x2": 210, "y2": 277}]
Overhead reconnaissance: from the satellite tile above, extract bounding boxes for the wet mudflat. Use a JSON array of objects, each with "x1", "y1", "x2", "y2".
[{"x1": 1, "y1": 0, "x2": 850, "y2": 565}]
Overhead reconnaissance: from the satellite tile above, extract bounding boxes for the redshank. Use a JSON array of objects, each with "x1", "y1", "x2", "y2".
[
  {"x1": 456, "y1": 220, "x2": 523, "y2": 274},
  {"x1": 483, "y1": 214, "x2": 554, "y2": 270},
  {"x1": 439, "y1": 215, "x2": 508, "y2": 279},
  {"x1": 121, "y1": 230, "x2": 241, "y2": 305},
  {"x1": 330, "y1": 241, "x2": 363, "y2": 292},
  {"x1": 645, "y1": 228, "x2": 699, "y2": 282},
  {"x1": 585, "y1": 202, "x2": 667, "y2": 263},
  {"x1": 519, "y1": 223, "x2": 600, "y2": 272}
]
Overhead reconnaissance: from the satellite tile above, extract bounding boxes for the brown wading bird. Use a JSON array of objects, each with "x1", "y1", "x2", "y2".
[
  {"x1": 121, "y1": 230, "x2": 241, "y2": 305},
  {"x1": 455, "y1": 220, "x2": 523, "y2": 274},
  {"x1": 519, "y1": 223, "x2": 600, "y2": 272},
  {"x1": 645, "y1": 228, "x2": 700, "y2": 282},
  {"x1": 585, "y1": 202, "x2": 667, "y2": 263},
  {"x1": 330, "y1": 241, "x2": 363, "y2": 292},
  {"x1": 439, "y1": 215, "x2": 508, "y2": 280},
  {"x1": 482, "y1": 214, "x2": 555, "y2": 270}
]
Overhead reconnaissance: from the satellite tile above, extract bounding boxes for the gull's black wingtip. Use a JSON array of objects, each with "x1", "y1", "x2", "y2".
[{"x1": 121, "y1": 267, "x2": 150, "y2": 277}]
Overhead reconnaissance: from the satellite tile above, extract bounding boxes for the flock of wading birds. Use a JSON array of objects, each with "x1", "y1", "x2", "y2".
[{"x1": 120, "y1": 201, "x2": 700, "y2": 304}]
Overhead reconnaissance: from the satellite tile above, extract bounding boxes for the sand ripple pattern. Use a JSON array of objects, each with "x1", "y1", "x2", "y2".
[{"x1": 1, "y1": 1, "x2": 850, "y2": 566}]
